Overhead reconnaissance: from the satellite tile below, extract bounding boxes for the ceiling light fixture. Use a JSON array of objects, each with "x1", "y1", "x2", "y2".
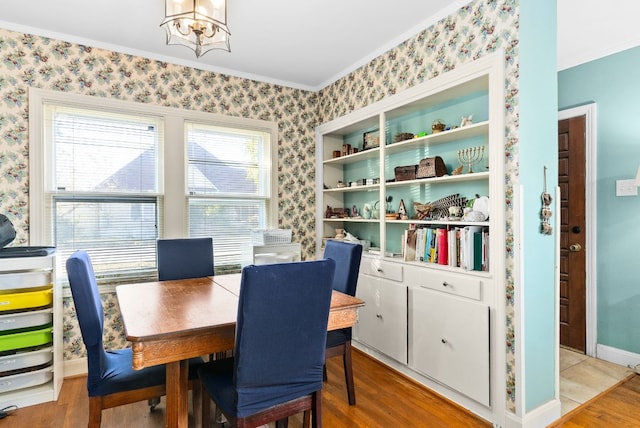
[{"x1": 160, "y1": 0, "x2": 230, "y2": 58}]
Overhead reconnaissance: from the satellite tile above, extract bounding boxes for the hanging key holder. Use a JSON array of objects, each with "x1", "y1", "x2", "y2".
[{"x1": 540, "y1": 166, "x2": 553, "y2": 235}]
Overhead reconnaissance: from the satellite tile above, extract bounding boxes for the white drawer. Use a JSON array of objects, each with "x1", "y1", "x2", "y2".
[
  {"x1": 0, "y1": 347, "x2": 53, "y2": 374},
  {"x1": 0, "y1": 366, "x2": 53, "y2": 393},
  {"x1": 405, "y1": 266, "x2": 482, "y2": 301},
  {"x1": 359, "y1": 258, "x2": 403, "y2": 282},
  {"x1": 0, "y1": 309, "x2": 53, "y2": 332},
  {"x1": 0, "y1": 271, "x2": 52, "y2": 292}
]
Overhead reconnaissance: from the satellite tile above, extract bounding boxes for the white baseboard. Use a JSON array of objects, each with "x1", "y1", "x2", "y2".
[
  {"x1": 596, "y1": 344, "x2": 640, "y2": 369},
  {"x1": 504, "y1": 399, "x2": 562, "y2": 428},
  {"x1": 64, "y1": 357, "x2": 87, "y2": 378}
]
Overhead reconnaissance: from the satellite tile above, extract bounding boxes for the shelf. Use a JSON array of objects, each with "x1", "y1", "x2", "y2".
[
  {"x1": 384, "y1": 219, "x2": 489, "y2": 227},
  {"x1": 316, "y1": 53, "x2": 501, "y2": 273},
  {"x1": 384, "y1": 75, "x2": 489, "y2": 122},
  {"x1": 323, "y1": 218, "x2": 380, "y2": 223},
  {"x1": 324, "y1": 184, "x2": 380, "y2": 193},
  {"x1": 385, "y1": 121, "x2": 489, "y2": 154},
  {"x1": 323, "y1": 146, "x2": 380, "y2": 166},
  {"x1": 386, "y1": 171, "x2": 489, "y2": 188}
]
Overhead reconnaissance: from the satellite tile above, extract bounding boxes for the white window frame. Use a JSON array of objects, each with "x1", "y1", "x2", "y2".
[{"x1": 29, "y1": 88, "x2": 278, "y2": 286}]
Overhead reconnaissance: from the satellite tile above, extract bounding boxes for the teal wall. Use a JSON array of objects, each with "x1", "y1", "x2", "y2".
[
  {"x1": 559, "y1": 46, "x2": 640, "y2": 354},
  {"x1": 519, "y1": 0, "x2": 558, "y2": 412}
]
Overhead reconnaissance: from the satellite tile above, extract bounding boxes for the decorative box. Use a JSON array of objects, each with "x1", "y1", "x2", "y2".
[
  {"x1": 416, "y1": 156, "x2": 447, "y2": 178},
  {"x1": 394, "y1": 165, "x2": 417, "y2": 181}
]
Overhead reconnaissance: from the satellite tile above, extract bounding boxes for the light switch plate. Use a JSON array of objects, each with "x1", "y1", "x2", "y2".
[{"x1": 616, "y1": 179, "x2": 638, "y2": 196}]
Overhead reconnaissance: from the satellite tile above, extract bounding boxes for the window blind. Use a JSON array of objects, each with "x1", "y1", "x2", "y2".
[
  {"x1": 44, "y1": 104, "x2": 162, "y2": 283},
  {"x1": 186, "y1": 122, "x2": 272, "y2": 271}
]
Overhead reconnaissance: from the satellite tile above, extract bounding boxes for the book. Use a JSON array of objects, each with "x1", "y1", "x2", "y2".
[
  {"x1": 420, "y1": 227, "x2": 428, "y2": 262},
  {"x1": 425, "y1": 228, "x2": 435, "y2": 262},
  {"x1": 448, "y1": 228, "x2": 458, "y2": 267},
  {"x1": 461, "y1": 226, "x2": 482, "y2": 270},
  {"x1": 404, "y1": 225, "x2": 417, "y2": 261},
  {"x1": 473, "y1": 231, "x2": 483, "y2": 271},
  {"x1": 437, "y1": 228, "x2": 448, "y2": 265},
  {"x1": 482, "y1": 228, "x2": 490, "y2": 271}
]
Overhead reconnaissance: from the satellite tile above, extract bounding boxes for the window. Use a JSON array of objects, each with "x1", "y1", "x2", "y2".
[
  {"x1": 186, "y1": 123, "x2": 273, "y2": 272},
  {"x1": 29, "y1": 89, "x2": 277, "y2": 287}
]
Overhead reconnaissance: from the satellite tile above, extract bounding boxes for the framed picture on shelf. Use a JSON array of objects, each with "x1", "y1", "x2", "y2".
[{"x1": 363, "y1": 129, "x2": 380, "y2": 151}]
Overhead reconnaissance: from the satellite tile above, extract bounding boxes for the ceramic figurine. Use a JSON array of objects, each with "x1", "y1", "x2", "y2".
[{"x1": 460, "y1": 114, "x2": 473, "y2": 127}]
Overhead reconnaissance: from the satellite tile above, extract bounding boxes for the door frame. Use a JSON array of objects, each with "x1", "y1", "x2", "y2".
[{"x1": 558, "y1": 103, "x2": 597, "y2": 357}]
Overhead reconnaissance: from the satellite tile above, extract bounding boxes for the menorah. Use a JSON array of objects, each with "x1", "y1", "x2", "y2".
[{"x1": 457, "y1": 146, "x2": 485, "y2": 173}]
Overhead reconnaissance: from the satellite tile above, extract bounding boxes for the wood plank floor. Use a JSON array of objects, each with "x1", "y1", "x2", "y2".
[
  {"x1": 550, "y1": 374, "x2": 640, "y2": 427},
  {"x1": 1, "y1": 349, "x2": 489, "y2": 427},
  {"x1": 6, "y1": 349, "x2": 638, "y2": 427}
]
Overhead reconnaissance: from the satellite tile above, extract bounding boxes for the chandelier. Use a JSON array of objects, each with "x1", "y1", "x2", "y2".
[{"x1": 160, "y1": 0, "x2": 230, "y2": 58}]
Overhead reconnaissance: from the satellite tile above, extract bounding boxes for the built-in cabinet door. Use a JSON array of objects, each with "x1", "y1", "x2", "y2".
[
  {"x1": 354, "y1": 275, "x2": 407, "y2": 364},
  {"x1": 409, "y1": 286, "x2": 490, "y2": 406}
]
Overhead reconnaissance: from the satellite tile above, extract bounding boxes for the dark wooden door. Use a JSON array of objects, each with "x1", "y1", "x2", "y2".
[{"x1": 558, "y1": 115, "x2": 587, "y2": 352}]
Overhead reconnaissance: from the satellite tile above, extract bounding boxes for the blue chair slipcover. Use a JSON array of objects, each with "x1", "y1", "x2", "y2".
[
  {"x1": 156, "y1": 237, "x2": 214, "y2": 281},
  {"x1": 66, "y1": 250, "x2": 201, "y2": 427},
  {"x1": 198, "y1": 259, "x2": 336, "y2": 427},
  {"x1": 322, "y1": 240, "x2": 363, "y2": 405}
]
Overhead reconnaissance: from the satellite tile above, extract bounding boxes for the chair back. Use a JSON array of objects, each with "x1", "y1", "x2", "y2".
[
  {"x1": 157, "y1": 237, "x2": 214, "y2": 281},
  {"x1": 66, "y1": 250, "x2": 108, "y2": 393},
  {"x1": 233, "y1": 259, "x2": 335, "y2": 417},
  {"x1": 323, "y1": 240, "x2": 363, "y2": 296}
]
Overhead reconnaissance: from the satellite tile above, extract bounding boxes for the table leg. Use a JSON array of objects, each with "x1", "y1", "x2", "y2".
[{"x1": 166, "y1": 359, "x2": 190, "y2": 428}]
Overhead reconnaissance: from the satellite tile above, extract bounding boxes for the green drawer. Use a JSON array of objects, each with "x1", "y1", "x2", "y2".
[{"x1": 0, "y1": 325, "x2": 53, "y2": 353}]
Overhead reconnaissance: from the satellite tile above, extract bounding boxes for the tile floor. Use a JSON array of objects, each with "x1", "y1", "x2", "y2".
[{"x1": 559, "y1": 347, "x2": 635, "y2": 415}]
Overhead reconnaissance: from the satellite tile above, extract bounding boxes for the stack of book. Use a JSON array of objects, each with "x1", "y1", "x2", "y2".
[{"x1": 402, "y1": 224, "x2": 489, "y2": 271}]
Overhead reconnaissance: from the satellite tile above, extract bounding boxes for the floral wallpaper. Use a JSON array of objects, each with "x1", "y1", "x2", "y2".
[{"x1": 0, "y1": 0, "x2": 521, "y2": 414}]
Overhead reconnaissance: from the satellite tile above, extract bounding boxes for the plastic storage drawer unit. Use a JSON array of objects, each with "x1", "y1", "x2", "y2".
[
  {"x1": 0, "y1": 325, "x2": 53, "y2": 352},
  {"x1": 0, "y1": 347, "x2": 53, "y2": 374}
]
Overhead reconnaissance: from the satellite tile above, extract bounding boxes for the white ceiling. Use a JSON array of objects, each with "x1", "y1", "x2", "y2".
[{"x1": 1, "y1": 1, "x2": 639, "y2": 91}]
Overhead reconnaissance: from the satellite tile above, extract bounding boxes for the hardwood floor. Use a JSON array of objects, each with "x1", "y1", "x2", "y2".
[
  {"x1": 1, "y1": 349, "x2": 489, "y2": 427},
  {"x1": 550, "y1": 374, "x2": 640, "y2": 428},
  {"x1": 7, "y1": 349, "x2": 640, "y2": 427}
]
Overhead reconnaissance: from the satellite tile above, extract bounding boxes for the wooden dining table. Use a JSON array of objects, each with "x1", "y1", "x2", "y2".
[{"x1": 116, "y1": 272, "x2": 364, "y2": 428}]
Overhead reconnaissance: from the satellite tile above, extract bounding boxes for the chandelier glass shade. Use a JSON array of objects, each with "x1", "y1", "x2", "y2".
[{"x1": 160, "y1": 0, "x2": 230, "y2": 58}]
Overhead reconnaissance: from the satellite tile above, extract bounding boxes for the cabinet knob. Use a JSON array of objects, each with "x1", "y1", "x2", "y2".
[
  {"x1": 376, "y1": 268, "x2": 384, "y2": 273},
  {"x1": 442, "y1": 282, "x2": 449, "y2": 287},
  {"x1": 441, "y1": 338, "x2": 447, "y2": 344},
  {"x1": 376, "y1": 313, "x2": 383, "y2": 319}
]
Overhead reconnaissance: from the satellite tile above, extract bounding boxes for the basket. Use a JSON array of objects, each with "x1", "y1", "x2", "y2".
[{"x1": 251, "y1": 229, "x2": 292, "y2": 245}]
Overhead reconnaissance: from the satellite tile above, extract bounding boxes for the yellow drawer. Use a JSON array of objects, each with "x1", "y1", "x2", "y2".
[{"x1": 0, "y1": 286, "x2": 53, "y2": 312}]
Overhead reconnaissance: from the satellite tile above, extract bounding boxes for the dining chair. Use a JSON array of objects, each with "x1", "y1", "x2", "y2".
[
  {"x1": 156, "y1": 237, "x2": 214, "y2": 281},
  {"x1": 322, "y1": 240, "x2": 363, "y2": 405},
  {"x1": 66, "y1": 250, "x2": 203, "y2": 428},
  {"x1": 198, "y1": 259, "x2": 336, "y2": 428}
]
